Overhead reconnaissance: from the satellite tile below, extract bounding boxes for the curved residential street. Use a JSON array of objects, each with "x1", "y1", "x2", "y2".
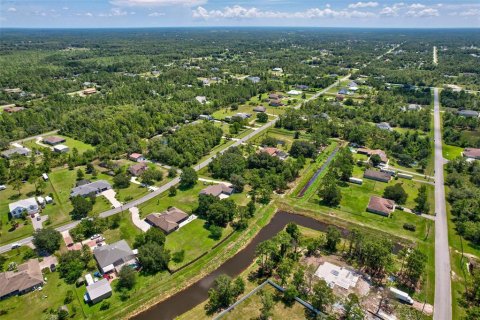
[
  {"x1": 0, "y1": 75, "x2": 349, "y2": 254},
  {"x1": 433, "y1": 87, "x2": 452, "y2": 320}
]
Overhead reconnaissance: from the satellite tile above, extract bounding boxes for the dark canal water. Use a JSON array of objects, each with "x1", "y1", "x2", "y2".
[{"x1": 133, "y1": 210, "x2": 401, "y2": 320}]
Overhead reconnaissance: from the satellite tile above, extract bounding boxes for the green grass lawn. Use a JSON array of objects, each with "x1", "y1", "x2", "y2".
[
  {"x1": 443, "y1": 144, "x2": 463, "y2": 161},
  {"x1": 22, "y1": 134, "x2": 95, "y2": 155},
  {"x1": 0, "y1": 271, "x2": 84, "y2": 320},
  {"x1": 223, "y1": 284, "x2": 307, "y2": 320},
  {"x1": 165, "y1": 218, "x2": 233, "y2": 270},
  {"x1": 103, "y1": 210, "x2": 141, "y2": 247}
]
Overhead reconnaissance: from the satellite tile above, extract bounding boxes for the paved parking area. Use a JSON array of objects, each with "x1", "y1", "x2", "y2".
[{"x1": 31, "y1": 214, "x2": 48, "y2": 230}]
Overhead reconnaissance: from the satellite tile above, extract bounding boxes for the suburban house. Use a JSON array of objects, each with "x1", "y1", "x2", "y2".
[
  {"x1": 287, "y1": 90, "x2": 301, "y2": 95},
  {"x1": 367, "y1": 196, "x2": 396, "y2": 217},
  {"x1": 85, "y1": 278, "x2": 112, "y2": 304},
  {"x1": 363, "y1": 169, "x2": 391, "y2": 183},
  {"x1": 296, "y1": 85, "x2": 309, "y2": 90},
  {"x1": 234, "y1": 113, "x2": 251, "y2": 120},
  {"x1": 1, "y1": 147, "x2": 30, "y2": 159},
  {"x1": 463, "y1": 148, "x2": 480, "y2": 160},
  {"x1": 458, "y1": 110, "x2": 479, "y2": 118},
  {"x1": 4, "y1": 106, "x2": 25, "y2": 113},
  {"x1": 272, "y1": 67, "x2": 283, "y2": 72},
  {"x1": 83, "y1": 88, "x2": 97, "y2": 95},
  {"x1": 253, "y1": 106, "x2": 266, "y2": 113},
  {"x1": 338, "y1": 88, "x2": 348, "y2": 95},
  {"x1": 93, "y1": 240, "x2": 137, "y2": 274},
  {"x1": 261, "y1": 147, "x2": 288, "y2": 160},
  {"x1": 407, "y1": 104, "x2": 422, "y2": 111},
  {"x1": 145, "y1": 207, "x2": 189, "y2": 234},
  {"x1": 0, "y1": 259, "x2": 44, "y2": 300},
  {"x1": 42, "y1": 136, "x2": 66, "y2": 146},
  {"x1": 200, "y1": 183, "x2": 234, "y2": 198},
  {"x1": 75, "y1": 179, "x2": 92, "y2": 187},
  {"x1": 268, "y1": 93, "x2": 283, "y2": 100},
  {"x1": 129, "y1": 163, "x2": 148, "y2": 177},
  {"x1": 269, "y1": 99, "x2": 283, "y2": 107},
  {"x1": 53, "y1": 145, "x2": 69, "y2": 153},
  {"x1": 9, "y1": 198, "x2": 39, "y2": 218},
  {"x1": 376, "y1": 122, "x2": 392, "y2": 131},
  {"x1": 70, "y1": 180, "x2": 112, "y2": 198},
  {"x1": 247, "y1": 76, "x2": 260, "y2": 83},
  {"x1": 199, "y1": 114, "x2": 213, "y2": 121},
  {"x1": 195, "y1": 96, "x2": 207, "y2": 104},
  {"x1": 129, "y1": 153, "x2": 145, "y2": 162},
  {"x1": 357, "y1": 148, "x2": 389, "y2": 165}
]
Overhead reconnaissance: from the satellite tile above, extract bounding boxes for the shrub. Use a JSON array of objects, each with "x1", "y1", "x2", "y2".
[
  {"x1": 100, "y1": 301, "x2": 110, "y2": 310},
  {"x1": 403, "y1": 223, "x2": 416, "y2": 232}
]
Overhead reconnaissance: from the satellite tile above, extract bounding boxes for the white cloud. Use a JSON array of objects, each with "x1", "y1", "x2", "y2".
[
  {"x1": 348, "y1": 2, "x2": 378, "y2": 9},
  {"x1": 86, "y1": 12, "x2": 93, "y2": 17},
  {"x1": 409, "y1": 3, "x2": 426, "y2": 9},
  {"x1": 459, "y1": 9, "x2": 480, "y2": 16},
  {"x1": 62, "y1": 7, "x2": 69, "y2": 10},
  {"x1": 148, "y1": 12, "x2": 165, "y2": 16},
  {"x1": 7, "y1": 7, "x2": 17, "y2": 12},
  {"x1": 111, "y1": 0, "x2": 206, "y2": 7},
  {"x1": 406, "y1": 8, "x2": 439, "y2": 17},
  {"x1": 379, "y1": 2, "x2": 404, "y2": 16},
  {"x1": 193, "y1": 5, "x2": 376, "y2": 20}
]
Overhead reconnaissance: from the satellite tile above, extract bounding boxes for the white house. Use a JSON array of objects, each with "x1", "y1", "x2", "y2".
[
  {"x1": 287, "y1": 90, "x2": 302, "y2": 95},
  {"x1": 9, "y1": 198, "x2": 39, "y2": 218},
  {"x1": 53, "y1": 145, "x2": 69, "y2": 153}
]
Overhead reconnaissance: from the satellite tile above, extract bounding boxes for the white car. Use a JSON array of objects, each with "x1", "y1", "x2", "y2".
[
  {"x1": 11, "y1": 243, "x2": 21, "y2": 249},
  {"x1": 0, "y1": 185, "x2": 6, "y2": 191},
  {"x1": 90, "y1": 234, "x2": 101, "y2": 240}
]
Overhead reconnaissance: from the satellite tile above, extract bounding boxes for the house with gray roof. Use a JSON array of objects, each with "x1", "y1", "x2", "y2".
[
  {"x1": 9, "y1": 198, "x2": 39, "y2": 218},
  {"x1": 85, "y1": 278, "x2": 112, "y2": 304},
  {"x1": 376, "y1": 122, "x2": 392, "y2": 131},
  {"x1": 200, "y1": 184, "x2": 234, "y2": 198},
  {"x1": 70, "y1": 180, "x2": 111, "y2": 198},
  {"x1": 93, "y1": 240, "x2": 136, "y2": 274},
  {"x1": 1, "y1": 147, "x2": 30, "y2": 159},
  {"x1": 458, "y1": 110, "x2": 479, "y2": 118}
]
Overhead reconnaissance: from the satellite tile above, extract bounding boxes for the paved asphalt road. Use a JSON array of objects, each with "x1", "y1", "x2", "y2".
[
  {"x1": 0, "y1": 75, "x2": 349, "y2": 254},
  {"x1": 433, "y1": 87, "x2": 452, "y2": 320}
]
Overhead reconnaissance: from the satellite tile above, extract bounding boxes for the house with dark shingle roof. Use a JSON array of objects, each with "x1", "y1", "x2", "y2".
[
  {"x1": 200, "y1": 184, "x2": 234, "y2": 198},
  {"x1": 363, "y1": 169, "x2": 391, "y2": 183},
  {"x1": 145, "y1": 207, "x2": 189, "y2": 234},
  {"x1": 129, "y1": 163, "x2": 147, "y2": 177},
  {"x1": 458, "y1": 110, "x2": 479, "y2": 118},
  {"x1": 70, "y1": 180, "x2": 111, "y2": 198},
  {"x1": 93, "y1": 240, "x2": 137, "y2": 274},
  {"x1": 367, "y1": 196, "x2": 395, "y2": 217},
  {"x1": 0, "y1": 259, "x2": 44, "y2": 300},
  {"x1": 42, "y1": 136, "x2": 66, "y2": 146}
]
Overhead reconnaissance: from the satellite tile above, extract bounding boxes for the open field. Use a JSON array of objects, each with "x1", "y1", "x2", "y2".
[
  {"x1": 22, "y1": 134, "x2": 95, "y2": 155},
  {"x1": 443, "y1": 143, "x2": 463, "y2": 161}
]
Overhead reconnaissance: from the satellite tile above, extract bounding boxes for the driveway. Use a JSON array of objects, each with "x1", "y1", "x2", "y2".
[
  {"x1": 39, "y1": 255, "x2": 58, "y2": 270},
  {"x1": 100, "y1": 189, "x2": 122, "y2": 208},
  {"x1": 130, "y1": 207, "x2": 150, "y2": 232},
  {"x1": 31, "y1": 214, "x2": 48, "y2": 230}
]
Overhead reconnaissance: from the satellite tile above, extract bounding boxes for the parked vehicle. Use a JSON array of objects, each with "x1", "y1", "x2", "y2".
[
  {"x1": 90, "y1": 234, "x2": 101, "y2": 240},
  {"x1": 50, "y1": 264, "x2": 56, "y2": 272},
  {"x1": 0, "y1": 185, "x2": 6, "y2": 191},
  {"x1": 11, "y1": 243, "x2": 21, "y2": 249},
  {"x1": 390, "y1": 287, "x2": 414, "y2": 305}
]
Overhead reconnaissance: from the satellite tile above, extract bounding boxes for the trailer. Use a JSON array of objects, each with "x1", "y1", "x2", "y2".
[
  {"x1": 380, "y1": 168, "x2": 396, "y2": 176},
  {"x1": 397, "y1": 172, "x2": 413, "y2": 180},
  {"x1": 349, "y1": 177, "x2": 363, "y2": 185},
  {"x1": 42, "y1": 173, "x2": 49, "y2": 181},
  {"x1": 390, "y1": 287, "x2": 414, "y2": 305}
]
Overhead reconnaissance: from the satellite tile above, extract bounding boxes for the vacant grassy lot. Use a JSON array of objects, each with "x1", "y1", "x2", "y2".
[
  {"x1": 224, "y1": 284, "x2": 308, "y2": 320},
  {"x1": 22, "y1": 134, "x2": 95, "y2": 155},
  {"x1": 443, "y1": 143, "x2": 463, "y2": 161},
  {"x1": 165, "y1": 218, "x2": 233, "y2": 270}
]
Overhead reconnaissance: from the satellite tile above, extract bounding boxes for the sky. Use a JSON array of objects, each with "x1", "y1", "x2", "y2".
[{"x1": 0, "y1": 0, "x2": 479, "y2": 28}]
